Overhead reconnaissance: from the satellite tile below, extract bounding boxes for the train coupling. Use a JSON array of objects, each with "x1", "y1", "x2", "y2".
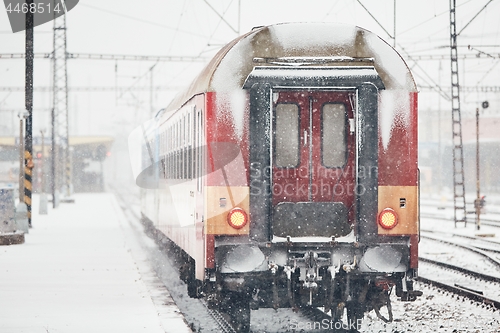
[
  {"x1": 342, "y1": 256, "x2": 357, "y2": 273},
  {"x1": 396, "y1": 270, "x2": 423, "y2": 301},
  {"x1": 401, "y1": 290, "x2": 423, "y2": 301},
  {"x1": 286, "y1": 250, "x2": 330, "y2": 289}
]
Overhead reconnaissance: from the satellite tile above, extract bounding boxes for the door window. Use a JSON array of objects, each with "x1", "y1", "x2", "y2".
[
  {"x1": 322, "y1": 103, "x2": 347, "y2": 168},
  {"x1": 275, "y1": 103, "x2": 300, "y2": 168}
]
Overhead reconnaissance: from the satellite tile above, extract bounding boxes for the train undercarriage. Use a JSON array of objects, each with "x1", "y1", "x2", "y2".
[{"x1": 183, "y1": 240, "x2": 422, "y2": 332}]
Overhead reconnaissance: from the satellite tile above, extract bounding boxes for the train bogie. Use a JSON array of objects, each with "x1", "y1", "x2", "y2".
[{"x1": 130, "y1": 22, "x2": 422, "y2": 331}]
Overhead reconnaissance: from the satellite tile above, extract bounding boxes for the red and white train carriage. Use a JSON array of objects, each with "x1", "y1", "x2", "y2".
[{"x1": 129, "y1": 22, "x2": 421, "y2": 331}]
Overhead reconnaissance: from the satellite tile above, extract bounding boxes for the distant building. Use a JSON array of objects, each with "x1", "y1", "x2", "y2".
[{"x1": 0, "y1": 136, "x2": 113, "y2": 193}]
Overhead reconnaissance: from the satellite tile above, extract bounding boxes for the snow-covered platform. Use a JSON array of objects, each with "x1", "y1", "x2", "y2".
[{"x1": 0, "y1": 193, "x2": 192, "y2": 333}]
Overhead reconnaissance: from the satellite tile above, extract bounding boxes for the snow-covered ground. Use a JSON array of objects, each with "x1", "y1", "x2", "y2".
[
  {"x1": 0, "y1": 193, "x2": 192, "y2": 333},
  {"x1": 2, "y1": 191, "x2": 499, "y2": 333}
]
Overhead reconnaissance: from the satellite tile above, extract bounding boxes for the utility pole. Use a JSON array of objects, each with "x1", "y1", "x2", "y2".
[
  {"x1": 449, "y1": 0, "x2": 494, "y2": 228},
  {"x1": 39, "y1": 129, "x2": 48, "y2": 214},
  {"x1": 449, "y1": 0, "x2": 467, "y2": 227},
  {"x1": 475, "y1": 101, "x2": 489, "y2": 230},
  {"x1": 52, "y1": 7, "x2": 72, "y2": 206},
  {"x1": 18, "y1": 116, "x2": 24, "y2": 202},
  {"x1": 24, "y1": 0, "x2": 34, "y2": 227},
  {"x1": 475, "y1": 107, "x2": 480, "y2": 230}
]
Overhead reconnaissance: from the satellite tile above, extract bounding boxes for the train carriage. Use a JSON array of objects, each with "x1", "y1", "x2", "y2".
[{"x1": 129, "y1": 22, "x2": 421, "y2": 331}]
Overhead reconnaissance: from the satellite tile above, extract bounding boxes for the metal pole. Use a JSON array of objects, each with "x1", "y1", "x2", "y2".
[
  {"x1": 450, "y1": 0, "x2": 467, "y2": 227},
  {"x1": 39, "y1": 129, "x2": 48, "y2": 215},
  {"x1": 24, "y1": 0, "x2": 34, "y2": 227},
  {"x1": 19, "y1": 118, "x2": 24, "y2": 202},
  {"x1": 51, "y1": 107, "x2": 56, "y2": 208},
  {"x1": 40, "y1": 130, "x2": 45, "y2": 192},
  {"x1": 63, "y1": 16, "x2": 71, "y2": 198},
  {"x1": 476, "y1": 107, "x2": 480, "y2": 230},
  {"x1": 393, "y1": 0, "x2": 396, "y2": 48}
]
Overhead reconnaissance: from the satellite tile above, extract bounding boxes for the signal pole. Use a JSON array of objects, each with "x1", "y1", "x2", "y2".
[
  {"x1": 52, "y1": 7, "x2": 72, "y2": 205},
  {"x1": 475, "y1": 107, "x2": 480, "y2": 230},
  {"x1": 449, "y1": 0, "x2": 467, "y2": 227},
  {"x1": 449, "y1": 0, "x2": 494, "y2": 228},
  {"x1": 24, "y1": 0, "x2": 34, "y2": 227}
]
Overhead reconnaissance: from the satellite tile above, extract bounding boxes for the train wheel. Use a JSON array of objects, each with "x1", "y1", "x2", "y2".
[
  {"x1": 346, "y1": 302, "x2": 363, "y2": 331},
  {"x1": 331, "y1": 302, "x2": 344, "y2": 323},
  {"x1": 187, "y1": 278, "x2": 202, "y2": 298},
  {"x1": 222, "y1": 292, "x2": 251, "y2": 333},
  {"x1": 181, "y1": 258, "x2": 203, "y2": 298}
]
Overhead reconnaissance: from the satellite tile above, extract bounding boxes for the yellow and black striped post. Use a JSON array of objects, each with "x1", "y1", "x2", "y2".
[
  {"x1": 24, "y1": 151, "x2": 34, "y2": 225},
  {"x1": 24, "y1": 1, "x2": 34, "y2": 227}
]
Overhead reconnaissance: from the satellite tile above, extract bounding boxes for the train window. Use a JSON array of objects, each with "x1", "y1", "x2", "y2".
[
  {"x1": 179, "y1": 117, "x2": 185, "y2": 179},
  {"x1": 178, "y1": 120, "x2": 182, "y2": 179},
  {"x1": 322, "y1": 103, "x2": 347, "y2": 168},
  {"x1": 167, "y1": 128, "x2": 170, "y2": 178},
  {"x1": 188, "y1": 112, "x2": 193, "y2": 179},
  {"x1": 275, "y1": 103, "x2": 299, "y2": 168},
  {"x1": 163, "y1": 131, "x2": 166, "y2": 155},
  {"x1": 159, "y1": 132, "x2": 162, "y2": 155},
  {"x1": 179, "y1": 119, "x2": 182, "y2": 179},
  {"x1": 184, "y1": 114, "x2": 188, "y2": 179},
  {"x1": 197, "y1": 110, "x2": 203, "y2": 193},
  {"x1": 170, "y1": 127, "x2": 172, "y2": 152},
  {"x1": 175, "y1": 122, "x2": 179, "y2": 179}
]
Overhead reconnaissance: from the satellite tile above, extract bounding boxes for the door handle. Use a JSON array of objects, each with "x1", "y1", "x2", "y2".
[{"x1": 303, "y1": 130, "x2": 307, "y2": 146}]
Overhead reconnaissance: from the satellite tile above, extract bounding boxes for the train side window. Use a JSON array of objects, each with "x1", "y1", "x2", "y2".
[
  {"x1": 322, "y1": 103, "x2": 347, "y2": 168},
  {"x1": 275, "y1": 103, "x2": 300, "y2": 168},
  {"x1": 159, "y1": 131, "x2": 162, "y2": 155},
  {"x1": 192, "y1": 107, "x2": 198, "y2": 179},
  {"x1": 178, "y1": 119, "x2": 181, "y2": 179},
  {"x1": 197, "y1": 110, "x2": 204, "y2": 193},
  {"x1": 161, "y1": 131, "x2": 165, "y2": 156},
  {"x1": 170, "y1": 126, "x2": 174, "y2": 179},
  {"x1": 175, "y1": 121, "x2": 179, "y2": 179},
  {"x1": 188, "y1": 111, "x2": 193, "y2": 180},
  {"x1": 167, "y1": 127, "x2": 170, "y2": 178},
  {"x1": 184, "y1": 114, "x2": 188, "y2": 180},
  {"x1": 179, "y1": 119, "x2": 182, "y2": 179}
]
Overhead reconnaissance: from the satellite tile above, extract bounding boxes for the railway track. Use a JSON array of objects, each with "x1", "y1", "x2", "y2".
[
  {"x1": 418, "y1": 228, "x2": 500, "y2": 312},
  {"x1": 418, "y1": 259, "x2": 500, "y2": 311},
  {"x1": 112, "y1": 189, "x2": 499, "y2": 330},
  {"x1": 420, "y1": 232, "x2": 500, "y2": 269},
  {"x1": 111, "y1": 185, "x2": 357, "y2": 332},
  {"x1": 421, "y1": 228, "x2": 500, "y2": 255},
  {"x1": 111, "y1": 185, "x2": 238, "y2": 332},
  {"x1": 421, "y1": 213, "x2": 500, "y2": 229},
  {"x1": 420, "y1": 202, "x2": 500, "y2": 229}
]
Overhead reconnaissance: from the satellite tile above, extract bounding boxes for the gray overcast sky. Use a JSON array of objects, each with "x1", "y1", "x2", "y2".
[{"x1": 0, "y1": 0, "x2": 499, "y2": 136}]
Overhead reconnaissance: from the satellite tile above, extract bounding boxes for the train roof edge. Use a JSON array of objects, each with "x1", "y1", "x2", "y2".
[{"x1": 164, "y1": 22, "x2": 417, "y2": 114}]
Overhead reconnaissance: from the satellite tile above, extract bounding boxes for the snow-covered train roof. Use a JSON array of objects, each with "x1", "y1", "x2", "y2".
[{"x1": 164, "y1": 22, "x2": 417, "y2": 114}]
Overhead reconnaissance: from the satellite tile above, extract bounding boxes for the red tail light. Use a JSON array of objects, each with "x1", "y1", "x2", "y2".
[
  {"x1": 227, "y1": 208, "x2": 248, "y2": 229},
  {"x1": 378, "y1": 208, "x2": 398, "y2": 229}
]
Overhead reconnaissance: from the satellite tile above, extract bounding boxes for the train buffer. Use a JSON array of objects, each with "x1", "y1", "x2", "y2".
[{"x1": 0, "y1": 192, "x2": 192, "y2": 333}]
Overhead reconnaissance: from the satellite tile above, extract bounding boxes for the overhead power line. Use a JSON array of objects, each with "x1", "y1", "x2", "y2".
[
  {"x1": 419, "y1": 85, "x2": 500, "y2": 93},
  {"x1": 3, "y1": 52, "x2": 497, "y2": 62},
  {"x1": 4, "y1": 85, "x2": 498, "y2": 94},
  {"x1": 0, "y1": 86, "x2": 181, "y2": 92},
  {"x1": 409, "y1": 53, "x2": 500, "y2": 60},
  {"x1": 0, "y1": 53, "x2": 209, "y2": 62}
]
